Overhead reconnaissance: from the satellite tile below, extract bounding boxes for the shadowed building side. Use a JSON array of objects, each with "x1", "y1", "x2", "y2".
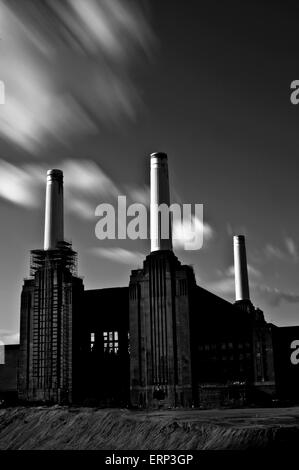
[
  {"x1": 0, "y1": 345, "x2": 19, "y2": 403},
  {"x1": 190, "y1": 286, "x2": 276, "y2": 407},
  {"x1": 81, "y1": 287, "x2": 129, "y2": 406}
]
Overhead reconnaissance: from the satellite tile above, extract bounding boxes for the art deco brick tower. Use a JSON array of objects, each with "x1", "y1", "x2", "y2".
[
  {"x1": 129, "y1": 153, "x2": 196, "y2": 408},
  {"x1": 18, "y1": 170, "x2": 84, "y2": 404}
]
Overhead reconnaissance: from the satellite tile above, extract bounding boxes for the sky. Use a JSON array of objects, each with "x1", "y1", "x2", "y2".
[{"x1": 0, "y1": 0, "x2": 299, "y2": 344}]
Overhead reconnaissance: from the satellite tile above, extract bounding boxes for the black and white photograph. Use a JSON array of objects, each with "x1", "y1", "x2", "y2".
[{"x1": 0, "y1": 0, "x2": 299, "y2": 463}]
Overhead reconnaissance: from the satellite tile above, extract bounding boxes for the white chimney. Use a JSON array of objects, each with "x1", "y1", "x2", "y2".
[
  {"x1": 44, "y1": 169, "x2": 64, "y2": 250},
  {"x1": 150, "y1": 152, "x2": 172, "y2": 252},
  {"x1": 233, "y1": 235, "x2": 250, "y2": 301}
]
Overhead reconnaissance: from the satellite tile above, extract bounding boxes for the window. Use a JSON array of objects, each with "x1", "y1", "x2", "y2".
[
  {"x1": 90, "y1": 332, "x2": 95, "y2": 352},
  {"x1": 103, "y1": 331, "x2": 119, "y2": 354}
]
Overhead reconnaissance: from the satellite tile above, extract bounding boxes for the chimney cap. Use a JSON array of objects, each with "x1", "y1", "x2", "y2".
[
  {"x1": 47, "y1": 169, "x2": 63, "y2": 180},
  {"x1": 150, "y1": 152, "x2": 167, "y2": 159},
  {"x1": 234, "y1": 234, "x2": 245, "y2": 241}
]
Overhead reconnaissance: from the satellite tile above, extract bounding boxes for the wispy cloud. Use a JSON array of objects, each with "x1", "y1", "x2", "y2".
[
  {"x1": 285, "y1": 237, "x2": 299, "y2": 260},
  {"x1": 265, "y1": 244, "x2": 287, "y2": 261},
  {"x1": 225, "y1": 264, "x2": 262, "y2": 278},
  {"x1": 89, "y1": 247, "x2": 144, "y2": 266},
  {"x1": 205, "y1": 265, "x2": 299, "y2": 309},
  {"x1": 206, "y1": 278, "x2": 235, "y2": 296},
  {"x1": 63, "y1": 160, "x2": 120, "y2": 220},
  {"x1": 0, "y1": 159, "x2": 41, "y2": 207},
  {"x1": 0, "y1": 158, "x2": 120, "y2": 221},
  {"x1": 0, "y1": 160, "x2": 218, "y2": 253},
  {"x1": 265, "y1": 237, "x2": 299, "y2": 263},
  {"x1": 0, "y1": 0, "x2": 155, "y2": 152},
  {"x1": 255, "y1": 285, "x2": 299, "y2": 307},
  {"x1": 217, "y1": 259, "x2": 299, "y2": 307},
  {"x1": 206, "y1": 263, "x2": 261, "y2": 297}
]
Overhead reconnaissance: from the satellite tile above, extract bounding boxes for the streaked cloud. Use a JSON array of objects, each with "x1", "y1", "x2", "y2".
[
  {"x1": 207, "y1": 263, "x2": 261, "y2": 298},
  {"x1": 211, "y1": 261, "x2": 299, "y2": 309},
  {"x1": 0, "y1": 158, "x2": 157, "y2": 233},
  {"x1": 89, "y1": 247, "x2": 144, "y2": 266},
  {"x1": 205, "y1": 277, "x2": 235, "y2": 296},
  {"x1": 265, "y1": 237, "x2": 299, "y2": 263},
  {"x1": 62, "y1": 159, "x2": 120, "y2": 219},
  {"x1": 285, "y1": 237, "x2": 298, "y2": 260},
  {"x1": 211, "y1": 260, "x2": 299, "y2": 308},
  {"x1": 0, "y1": 159, "x2": 41, "y2": 207},
  {"x1": 0, "y1": 0, "x2": 155, "y2": 152},
  {"x1": 256, "y1": 285, "x2": 299, "y2": 307},
  {"x1": 265, "y1": 244, "x2": 287, "y2": 261},
  {"x1": 205, "y1": 269, "x2": 299, "y2": 309},
  {"x1": 225, "y1": 264, "x2": 261, "y2": 278},
  {"x1": 0, "y1": 158, "x2": 120, "y2": 219}
]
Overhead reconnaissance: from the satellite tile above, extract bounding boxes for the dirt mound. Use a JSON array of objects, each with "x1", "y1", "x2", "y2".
[{"x1": 0, "y1": 406, "x2": 299, "y2": 450}]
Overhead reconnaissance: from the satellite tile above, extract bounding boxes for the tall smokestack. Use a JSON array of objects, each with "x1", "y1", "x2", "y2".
[
  {"x1": 44, "y1": 169, "x2": 64, "y2": 251},
  {"x1": 150, "y1": 152, "x2": 172, "y2": 252},
  {"x1": 233, "y1": 235, "x2": 250, "y2": 301}
]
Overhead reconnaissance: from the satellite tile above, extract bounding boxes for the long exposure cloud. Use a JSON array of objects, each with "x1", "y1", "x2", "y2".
[{"x1": 0, "y1": 0, "x2": 154, "y2": 152}]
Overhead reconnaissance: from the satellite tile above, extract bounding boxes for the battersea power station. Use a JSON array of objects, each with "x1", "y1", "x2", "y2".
[{"x1": 1, "y1": 152, "x2": 299, "y2": 408}]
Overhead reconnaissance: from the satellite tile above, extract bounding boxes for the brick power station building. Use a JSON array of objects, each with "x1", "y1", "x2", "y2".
[{"x1": 1, "y1": 153, "x2": 299, "y2": 407}]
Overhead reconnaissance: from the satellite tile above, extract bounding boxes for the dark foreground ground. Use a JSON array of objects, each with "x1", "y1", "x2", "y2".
[{"x1": 1, "y1": 405, "x2": 299, "y2": 450}]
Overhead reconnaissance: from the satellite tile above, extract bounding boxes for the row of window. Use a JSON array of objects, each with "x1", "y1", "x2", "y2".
[
  {"x1": 90, "y1": 331, "x2": 119, "y2": 354},
  {"x1": 198, "y1": 355, "x2": 251, "y2": 362},
  {"x1": 199, "y1": 342, "x2": 251, "y2": 352}
]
